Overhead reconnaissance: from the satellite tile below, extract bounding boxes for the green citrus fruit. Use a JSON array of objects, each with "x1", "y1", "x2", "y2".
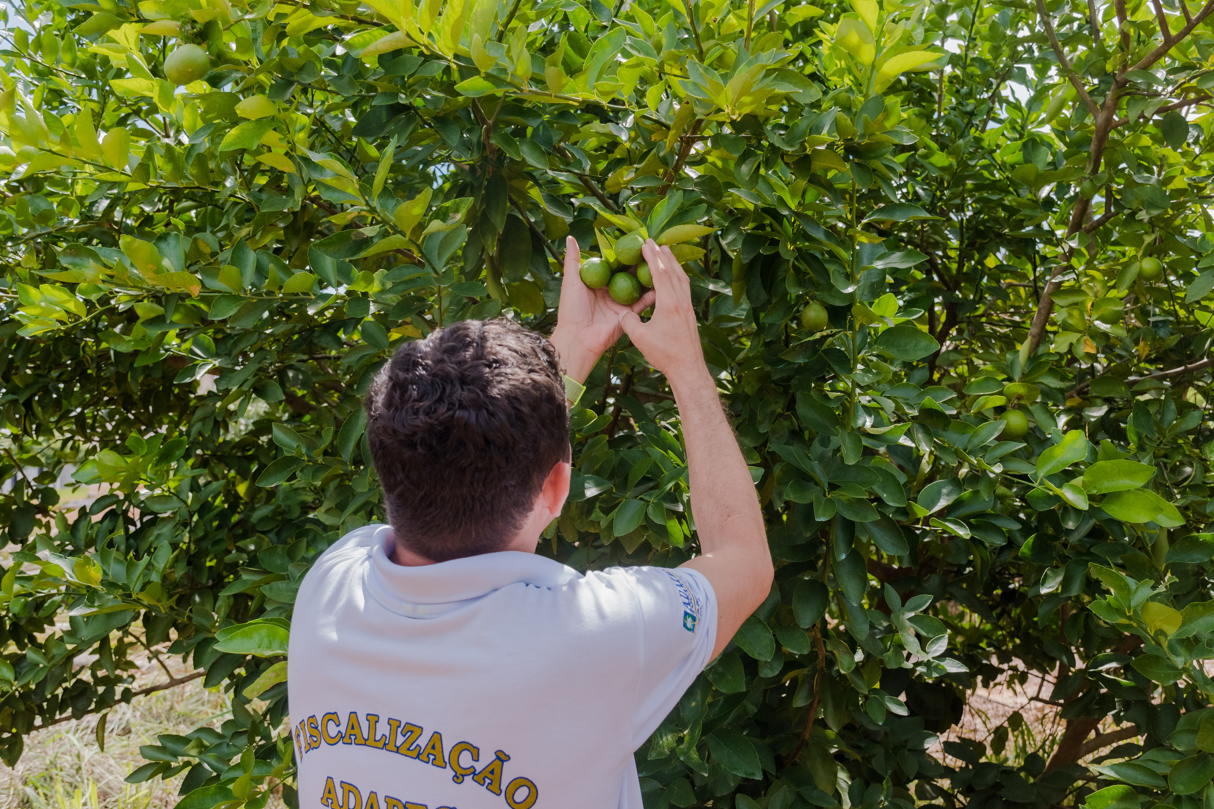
[
  {"x1": 800, "y1": 301, "x2": 828, "y2": 332},
  {"x1": 580, "y1": 257, "x2": 610, "y2": 289},
  {"x1": 1139, "y1": 256, "x2": 1163, "y2": 281},
  {"x1": 998, "y1": 409, "x2": 1030, "y2": 440},
  {"x1": 608, "y1": 272, "x2": 641, "y2": 305},
  {"x1": 636, "y1": 262, "x2": 653, "y2": 288},
  {"x1": 164, "y1": 44, "x2": 210, "y2": 86},
  {"x1": 615, "y1": 232, "x2": 644, "y2": 265}
]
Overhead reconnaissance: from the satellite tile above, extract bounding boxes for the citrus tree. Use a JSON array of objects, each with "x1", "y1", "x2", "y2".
[{"x1": 2, "y1": 0, "x2": 1214, "y2": 807}]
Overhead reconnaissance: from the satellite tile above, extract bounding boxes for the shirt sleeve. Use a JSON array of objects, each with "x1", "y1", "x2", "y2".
[{"x1": 618, "y1": 566, "x2": 718, "y2": 748}]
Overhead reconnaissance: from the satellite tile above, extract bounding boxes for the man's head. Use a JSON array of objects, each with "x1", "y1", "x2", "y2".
[{"x1": 364, "y1": 318, "x2": 571, "y2": 562}]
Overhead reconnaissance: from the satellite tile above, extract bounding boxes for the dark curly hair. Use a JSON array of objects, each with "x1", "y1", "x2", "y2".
[{"x1": 363, "y1": 318, "x2": 570, "y2": 562}]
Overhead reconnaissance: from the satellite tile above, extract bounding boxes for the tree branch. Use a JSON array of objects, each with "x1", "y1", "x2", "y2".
[
  {"x1": 1082, "y1": 209, "x2": 1120, "y2": 233},
  {"x1": 1112, "y1": 95, "x2": 1212, "y2": 128},
  {"x1": 1149, "y1": 0, "x2": 1173, "y2": 39},
  {"x1": 1075, "y1": 726, "x2": 1142, "y2": 759},
  {"x1": 1130, "y1": 0, "x2": 1214, "y2": 71},
  {"x1": 1087, "y1": 0, "x2": 1101, "y2": 42},
  {"x1": 554, "y1": 145, "x2": 618, "y2": 213},
  {"x1": 1026, "y1": 83, "x2": 1123, "y2": 354},
  {"x1": 32, "y1": 671, "x2": 206, "y2": 732},
  {"x1": 1035, "y1": 0, "x2": 1100, "y2": 116},
  {"x1": 1115, "y1": 0, "x2": 1131, "y2": 51},
  {"x1": 658, "y1": 120, "x2": 704, "y2": 195},
  {"x1": 785, "y1": 625, "x2": 827, "y2": 767},
  {"x1": 1070, "y1": 356, "x2": 1214, "y2": 396}
]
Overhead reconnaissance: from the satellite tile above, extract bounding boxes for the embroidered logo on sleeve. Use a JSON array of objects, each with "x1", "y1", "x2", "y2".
[{"x1": 664, "y1": 571, "x2": 701, "y2": 633}]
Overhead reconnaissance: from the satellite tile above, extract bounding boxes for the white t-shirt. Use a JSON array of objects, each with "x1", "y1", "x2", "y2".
[{"x1": 287, "y1": 524, "x2": 717, "y2": 809}]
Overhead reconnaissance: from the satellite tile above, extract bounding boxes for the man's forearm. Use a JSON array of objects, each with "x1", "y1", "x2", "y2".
[{"x1": 671, "y1": 371, "x2": 767, "y2": 559}]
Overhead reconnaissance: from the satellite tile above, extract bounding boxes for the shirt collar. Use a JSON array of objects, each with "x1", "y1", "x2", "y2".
[{"x1": 366, "y1": 524, "x2": 582, "y2": 611}]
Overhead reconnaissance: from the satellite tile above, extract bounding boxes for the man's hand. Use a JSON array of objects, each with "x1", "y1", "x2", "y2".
[
  {"x1": 617, "y1": 240, "x2": 711, "y2": 395},
  {"x1": 550, "y1": 236, "x2": 655, "y2": 384}
]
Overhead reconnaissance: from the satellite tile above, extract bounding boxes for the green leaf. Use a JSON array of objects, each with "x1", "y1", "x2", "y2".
[
  {"x1": 733, "y1": 615, "x2": 776, "y2": 661},
  {"x1": 219, "y1": 120, "x2": 276, "y2": 152},
  {"x1": 339, "y1": 408, "x2": 367, "y2": 463},
  {"x1": 706, "y1": 653, "x2": 746, "y2": 693},
  {"x1": 213, "y1": 619, "x2": 289, "y2": 657},
  {"x1": 705, "y1": 729, "x2": 763, "y2": 780},
  {"x1": 361, "y1": 319, "x2": 390, "y2": 350},
  {"x1": 1185, "y1": 270, "x2": 1214, "y2": 303},
  {"x1": 372, "y1": 136, "x2": 397, "y2": 200},
  {"x1": 917, "y1": 479, "x2": 962, "y2": 515},
  {"x1": 1101, "y1": 490, "x2": 1184, "y2": 527},
  {"x1": 1140, "y1": 601, "x2": 1182, "y2": 637},
  {"x1": 1081, "y1": 460, "x2": 1155, "y2": 493},
  {"x1": 1166, "y1": 534, "x2": 1214, "y2": 564},
  {"x1": 1169, "y1": 753, "x2": 1214, "y2": 795},
  {"x1": 256, "y1": 457, "x2": 305, "y2": 487},
  {"x1": 876, "y1": 325, "x2": 940, "y2": 361},
  {"x1": 142, "y1": 494, "x2": 185, "y2": 513},
  {"x1": 174, "y1": 784, "x2": 236, "y2": 809},
  {"x1": 864, "y1": 203, "x2": 937, "y2": 222},
  {"x1": 1160, "y1": 110, "x2": 1189, "y2": 151},
  {"x1": 1036, "y1": 430, "x2": 1088, "y2": 479},
  {"x1": 1083, "y1": 785, "x2": 1139, "y2": 809},
  {"x1": 614, "y1": 499, "x2": 647, "y2": 537},
  {"x1": 242, "y1": 661, "x2": 288, "y2": 699},
  {"x1": 455, "y1": 76, "x2": 503, "y2": 97},
  {"x1": 281, "y1": 272, "x2": 316, "y2": 295},
  {"x1": 862, "y1": 513, "x2": 909, "y2": 555},
  {"x1": 1091, "y1": 761, "x2": 1166, "y2": 789},
  {"x1": 793, "y1": 579, "x2": 829, "y2": 627},
  {"x1": 1060, "y1": 482, "x2": 1089, "y2": 510},
  {"x1": 1131, "y1": 653, "x2": 1182, "y2": 685}
]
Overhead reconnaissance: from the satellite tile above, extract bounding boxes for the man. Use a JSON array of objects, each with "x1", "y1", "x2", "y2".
[{"x1": 287, "y1": 238, "x2": 773, "y2": 809}]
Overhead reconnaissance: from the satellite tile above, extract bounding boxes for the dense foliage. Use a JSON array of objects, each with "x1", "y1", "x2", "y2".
[{"x1": 2, "y1": 0, "x2": 1214, "y2": 807}]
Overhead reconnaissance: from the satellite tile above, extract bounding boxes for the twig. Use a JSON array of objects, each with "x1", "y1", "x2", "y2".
[
  {"x1": 785, "y1": 625, "x2": 827, "y2": 766},
  {"x1": 494, "y1": 0, "x2": 525, "y2": 41},
  {"x1": 657, "y1": 120, "x2": 704, "y2": 195},
  {"x1": 682, "y1": 0, "x2": 706, "y2": 61},
  {"x1": 509, "y1": 197, "x2": 562, "y2": 265},
  {"x1": 605, "y1": 369, "x2": 634, "y2": 435},
  {"x1": 554, "y1": 145, "x2": 618, "y2": 213},
  {"x1": 1087, "y1": 0, "x2": 1102, "y2": 41},
  {"x1": 1112, "y1": 95, "x2": 1212, "y2": 128},
  {"x1": 1035, "y1": 0, "x2": 1100, "y2": 116}
]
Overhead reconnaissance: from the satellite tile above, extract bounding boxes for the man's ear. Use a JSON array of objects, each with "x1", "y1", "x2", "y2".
[{"x1": 541, "y1": 459, "x2": 572, "y2": 520}]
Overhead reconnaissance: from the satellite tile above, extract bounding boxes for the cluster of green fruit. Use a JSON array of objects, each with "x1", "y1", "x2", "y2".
[{"x1": 580, "y1": 231, "x2": 653, "y2": 305}]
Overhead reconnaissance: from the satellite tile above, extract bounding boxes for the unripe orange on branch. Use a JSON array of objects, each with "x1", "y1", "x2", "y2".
[{"x1": 165, "y1": 44, "x2": 210, "y2": 86}]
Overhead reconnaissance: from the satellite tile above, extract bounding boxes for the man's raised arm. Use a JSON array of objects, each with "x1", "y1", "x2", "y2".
[{"x1": 619, "y1": 241, "x2": 774, "y2": 659}]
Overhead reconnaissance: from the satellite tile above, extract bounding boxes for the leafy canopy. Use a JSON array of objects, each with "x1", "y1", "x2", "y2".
[{"x1": 2, "y1": 0, "x2": 1214, "y2": 806}]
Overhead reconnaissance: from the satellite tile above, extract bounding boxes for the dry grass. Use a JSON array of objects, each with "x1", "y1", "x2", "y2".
[{"x1": 0, "y1": 670, "x2": 230, "y2": 809}]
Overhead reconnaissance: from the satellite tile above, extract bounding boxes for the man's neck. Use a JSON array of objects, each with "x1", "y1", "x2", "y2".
[
  {"x1": 388, "y1": 530, "x2": 539, "y2": 567},
  {"x1": 392, "y1": 542, "x2": 437, "y2": 567}
]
